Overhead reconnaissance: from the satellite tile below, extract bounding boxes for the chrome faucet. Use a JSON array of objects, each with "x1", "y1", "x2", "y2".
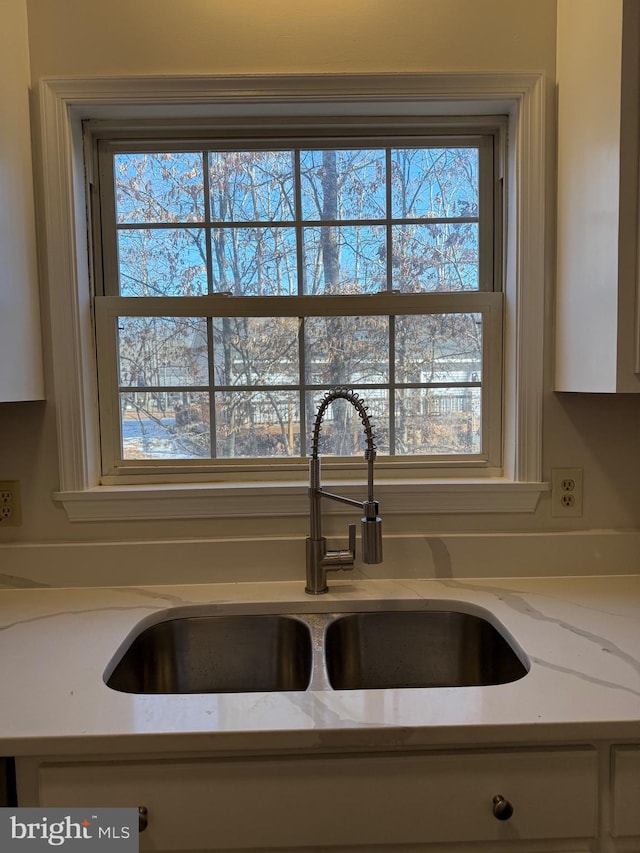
[{"x1": 305, "y1": 387, "x2": 383, "y2": 595}]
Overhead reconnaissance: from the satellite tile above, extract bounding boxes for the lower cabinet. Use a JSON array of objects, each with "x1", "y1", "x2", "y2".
[
  {"x1": 18, "y1": 747, "x2": 598, "y2": 852},
  {"x1": 611, "y1": 746, "x2": 640, "y2": 851}
]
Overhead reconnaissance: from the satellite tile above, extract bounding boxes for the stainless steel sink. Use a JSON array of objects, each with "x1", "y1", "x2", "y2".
[
  {"x1": 106, "y1": 614, "x2": 313, "y2": 694},
  {"x1": 105, "y1": 603, "x2": 528, "y2": 695},
  {"x1": 324, "y1": 610, "x2": 528, "y2": 690}
]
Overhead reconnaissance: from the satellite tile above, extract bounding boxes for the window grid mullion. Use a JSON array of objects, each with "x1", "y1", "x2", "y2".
[
  {"x1": 384, "y1": 149, "x2": 396, "y2": 454},
  {"x1": 294, "y1": 149, "x2": 308, "y2": 455},
  {"x1": 202, "y1": 151, "x2": 219, "y2": 459}
]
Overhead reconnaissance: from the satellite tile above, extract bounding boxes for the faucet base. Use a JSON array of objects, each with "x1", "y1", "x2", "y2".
[
  {"x1": 305, "y1": 585, "x2": 329, "y2": 596},
  {"x1": 305, "y1": 536, "x2": 356, "y2": 595},
  {"x1": 305, "y1": 537, "x2": 329, "y2": 595}
]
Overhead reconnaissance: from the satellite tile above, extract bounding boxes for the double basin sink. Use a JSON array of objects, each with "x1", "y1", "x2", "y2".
[{"x1": 105, "y1": 601, "x2": 529, "y2": 695}]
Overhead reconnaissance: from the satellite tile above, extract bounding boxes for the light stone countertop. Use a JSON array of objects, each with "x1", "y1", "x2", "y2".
[{"x1": 0, "y1": 576, "x2": 638, "y2": 757}]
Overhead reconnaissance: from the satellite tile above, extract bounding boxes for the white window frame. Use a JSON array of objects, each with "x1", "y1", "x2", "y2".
[
  {"x1": 37, "y1": 74, "x2": 548, "y2": 522},
  {"x1": 92, "y1": 121, "x2": 503, "y2": 479}
]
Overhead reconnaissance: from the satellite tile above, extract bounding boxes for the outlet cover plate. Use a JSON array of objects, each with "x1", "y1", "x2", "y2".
[
  {"x1": 0, "y1": 480, "x2": 22, "y2": 527},
  {"x1": 551, "y1": 468, "x2": 583, "y2": 518}
]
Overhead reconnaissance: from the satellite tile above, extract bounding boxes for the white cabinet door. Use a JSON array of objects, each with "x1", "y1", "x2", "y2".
[
  {"x1": 555, "y1": 0, "x2": 640, "y2": 393},
  {"x1": 611, "y1": 746, "x2": 640, "y2": 841},
  {"x1": 36, "y1": 748, "x2": 597, "y2": 851},
  {"x1": 0, "y1": 0, "x2": 44, "y2": 402}
]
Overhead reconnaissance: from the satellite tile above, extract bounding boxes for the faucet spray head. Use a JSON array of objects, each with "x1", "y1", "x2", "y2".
[{"x1": 361, "y1": 501, "x2": 383, "y2": 564}]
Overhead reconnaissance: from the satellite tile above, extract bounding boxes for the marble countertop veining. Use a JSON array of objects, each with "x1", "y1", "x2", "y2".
[{"x1": 0, "y1": 576, "x2": 638, "y2": 756}]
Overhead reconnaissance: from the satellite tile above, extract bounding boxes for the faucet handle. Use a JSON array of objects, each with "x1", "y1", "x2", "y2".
[
  {"x1": 348, "y1": 523, "x2": 356, "y2": 558},
  {"x1": 321, "y1": 523, "x2": 356, "y2": 575}
]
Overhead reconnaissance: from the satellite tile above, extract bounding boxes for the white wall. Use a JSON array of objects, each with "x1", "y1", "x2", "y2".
[
  {"x1": 1, "y1": 0, "x2": 639, "y2": 585},
  {"x1": 25, "y1": 0, "x2": 557, "y2": 79}
]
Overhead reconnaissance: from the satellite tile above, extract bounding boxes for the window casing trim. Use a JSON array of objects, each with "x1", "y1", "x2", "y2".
[
  {"x1": 57, "y1": 479, "x2": 548, "y2": 523},
  {"x1": 37, "y1": 73, "x2": 548, "y2": 520}
]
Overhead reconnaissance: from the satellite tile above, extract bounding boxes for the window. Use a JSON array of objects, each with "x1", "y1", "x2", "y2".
[
  {"x1": 39, "y1": 75, "x2": 546, "y2": 520},
  {"x1": 91, "y1": 125, "x2": 503, "y2": 479}
]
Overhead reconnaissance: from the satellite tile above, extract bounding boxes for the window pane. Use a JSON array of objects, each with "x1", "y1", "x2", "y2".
[
  {"x1": 300, "y1": 149, "x2": 386, "y2": 220},
  {"x1": 114, "y1": 153, "x2": 205, "y2": 223},
  {"x1": 208, "y1": 151, "x2": 295, "y2": 222},
  {"x1": 210, "y1": 226, "x2": 298, "y2": 295},
  {"x1": 215, "y1": 390, "x2": 300, "y2": 458},
  {"x1": 118, "y1": 317, "x2": 209, "y2": 386},
  {"x1": 117, "y1": 228, "x2": 207, "y2": 296},
  {"x1": 391, "y1": 147, "x2": 479, "y2": 219},
  {"x1": 101, "y1": 135, "x2": 497, "y2": 468},
  {"x1": 306, "y1": 389, "x2": 389, "y2": 456},
  {"x1": 305, "y1": 316, "x2": 389, "y2": 385},
  {"x1": 395, "y1": 314, "x2": 482, "y2": 384},
  {"x1": 392, "y1": 223, "x2": 479, "y2": 292},
  {"x1": 303, "y1": 225, "x2": 387, "y2": 294},
  {"x1": 120, "y1": 391, "x2": 210, "y2": 459},
  {"x1": 213, "y1": 317, "x2": 299, "y2": 386},
  {"x1": 395, "y1": 388, "x2": 481, "y2": 454}
]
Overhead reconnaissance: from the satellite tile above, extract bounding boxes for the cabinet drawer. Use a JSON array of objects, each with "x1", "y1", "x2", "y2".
[
  {"x1": 612, "y1": 746, "x2": 640, "y2": 837},
  {"x1": 39, "y1": 749, "x2": 597, "y2": 850}
]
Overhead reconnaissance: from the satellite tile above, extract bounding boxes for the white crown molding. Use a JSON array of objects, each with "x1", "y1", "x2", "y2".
[
  {"x1": 40, "y1": 72, "x2": 543, "y2": 111},
  {"x1": 37, "y1": 72, "x2": 547, "y2": 520}
]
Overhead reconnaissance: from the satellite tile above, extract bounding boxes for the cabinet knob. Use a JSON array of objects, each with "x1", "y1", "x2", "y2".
[
  {"x1": 138, "y1": 806, "x2": 148, "y2": 832},
  {"x1": 492, "y1": 794, "x2": 514, "y2": 821}
]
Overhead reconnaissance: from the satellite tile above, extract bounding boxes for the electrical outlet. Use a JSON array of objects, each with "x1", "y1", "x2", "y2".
[
  {"x1": 0, "y1": 481, "x2": 22, "y2": 527},
  {"x1": 551, "y1": 468, "x2": 583, "y2": 518}
]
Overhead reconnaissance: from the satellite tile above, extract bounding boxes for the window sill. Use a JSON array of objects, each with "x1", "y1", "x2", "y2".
[{"x1": 54, "y1": 479, "x2": 549, "y2": 522}]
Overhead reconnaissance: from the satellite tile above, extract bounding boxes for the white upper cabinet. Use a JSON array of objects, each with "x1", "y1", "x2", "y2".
[
  {"x1": 0, "y1": 0, "x2": 44, "y2": 402},
  {"x1": 555, "y1": 0, "x2": 640, "y2": 392}
]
